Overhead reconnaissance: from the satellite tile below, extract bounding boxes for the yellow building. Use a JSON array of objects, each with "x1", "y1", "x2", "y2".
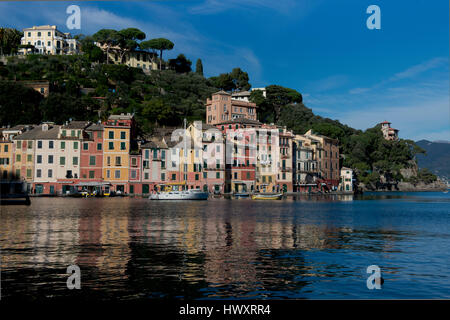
[
  {"x1": 96, "y1": 44, "x2": 158, "y2": 73},
  {"x1": 102, "y1": 114, "x2": 134, "y2": 193},
  {"x1": 0, "y1": 139, "x2": 13, "y2": 179}
]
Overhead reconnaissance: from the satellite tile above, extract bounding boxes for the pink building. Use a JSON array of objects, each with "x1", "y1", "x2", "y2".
[
  {"x1": 206, "y1": 91, "x2": 257, "y2": 125},
  {"x1": 80, "y1": 123, "x2": 104, "y2": 182}
]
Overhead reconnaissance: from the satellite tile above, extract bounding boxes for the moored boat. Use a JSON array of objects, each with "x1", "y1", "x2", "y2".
[
  {"x1": 149, "y1": 189, "x2": 208, "y2": 200},
  {"x1": 251, "y1": 193, "x2": 283, "y2": 200},
  {"x1": 234, "y1": 192, "x2": 250, "y2": 199}
]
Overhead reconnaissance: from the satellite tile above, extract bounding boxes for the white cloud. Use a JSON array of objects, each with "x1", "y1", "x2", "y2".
[{"x1": 189, "y1": 0, "x2": 297, "y2": 15}]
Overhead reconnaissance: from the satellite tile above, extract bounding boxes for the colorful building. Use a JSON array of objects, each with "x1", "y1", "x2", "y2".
[
  {"x1": 102, "y1": 114, "x2": 135, "y2": 194},
  {"x1": 206, "y1": 91, "x2": 258, "y2": 125}
]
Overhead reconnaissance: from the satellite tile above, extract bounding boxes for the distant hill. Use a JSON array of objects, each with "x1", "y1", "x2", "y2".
[{"x1": 416, "y1": 140, "x2": 450, "y2": 182}]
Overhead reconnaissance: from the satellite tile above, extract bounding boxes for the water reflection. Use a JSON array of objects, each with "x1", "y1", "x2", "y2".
[{"x1": 1, "y1": 193, "x2": 449, "y2": 300}]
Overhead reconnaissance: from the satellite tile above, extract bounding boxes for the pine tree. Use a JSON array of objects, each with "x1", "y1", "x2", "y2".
[{"x1": 195, "y1": 58, "x2": 204, "y2": 76}]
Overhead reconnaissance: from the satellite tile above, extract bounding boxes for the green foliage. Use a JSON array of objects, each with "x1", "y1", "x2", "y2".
[
  {"x1": 209, "y1": 67, "x2": 251, "y2": 92},
  {"x1": 0, "y1": 28, "x2": 23, "y2": 55},
  {"x1": 195, "y1": 59, "x2": 204, "y2": 76},
  {"x1": 0, "y1": 81, "x2": 43, "y2": 126},
  {"x1": 168, "y1": 54, "x2": 192, "y2": 73},
  {"x1": 141, "y1": 38, "x2": 174, "y2": 70}
]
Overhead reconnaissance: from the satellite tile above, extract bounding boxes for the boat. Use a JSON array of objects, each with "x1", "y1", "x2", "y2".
[
  {"x1": 251, "y1": 193, "x2": 283, "y2": 200},
  {"x1": 234, "y1": 192, "x2": 250, "y2": 199},
  {"x1": 149, "y1": 189, "x2": 208, "y2": 200}
]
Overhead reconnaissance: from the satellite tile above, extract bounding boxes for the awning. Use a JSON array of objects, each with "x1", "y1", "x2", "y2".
[{"x1": 74, "y1": 182, "x2": 111, "y2": 187}]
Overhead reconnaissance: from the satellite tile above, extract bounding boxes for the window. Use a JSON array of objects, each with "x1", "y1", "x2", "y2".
[
  {"x1": 97, "y1": 143, "x2": 102, "y2": 151},
  {"x1": 131, "y1": 157, "x2": 137, "y2": 166},
  {"x1": 109, "y1": 142, "x2": 114, "y2": 150},
  {"x1": 107, "y1": 157, "x2": 111, "y2": 166},
  {"x1": 97, "y1": 131, "x2": 102, "y2": 138},
  {"x1": 37, "y1": 32, "x2": 41, "y2": 37},
  {"x1": 38, "y1": 141, "x2": 42, "y2": 149},
  {"x1": 246, "y1": 172, "x2": 250, "y2": 179},
  {"x1": 120, "y1": 131, "x2": 126, "y2": 139},
  {"x1": 115, "y1": 157, "x2": 121, "y2": 166},
  {"x1": 234, "y1": 172, "x2": 238, "y2": 179},
  {"x1": 131, "y1": 170, "x2": 137, "y2": 179},
  {"x1": 61, "y1": 141, "x2": 66, "y2": 149},
  {"x1": 16, "y1": 154, "x2": 21, "y2": 162},
  {"x1": 60, "y1": 156, "x2": 65, "y2": 165},
  {"x1": 4, "y1": 145, "x2": 8, "y2": 152},
  {"x1": 48, "y1": 169, "x2": 52, "y2": 178},
  {"x1": 36, "y1": 169, "x2": 41, "y2": 178},
  {"x1": 88, "y1": 171, "x2": 94, "y2": 179},
  {"x1": 145, "y1": 150, "x2": 149, "y2": 159},
  {"x1": 153, "y1": 149, "x2": 158, "y2": 159},
  {"x1": 26, "y1": 169, "x2": 32, "y2": 178},
  {"x1": 27, "y1": 154, "x2": 32, "y2": 162},
  {"x1": 83, "y1": 143, "x2": 89, "y2": 150},
  {"x1": 27, "y1": 141, "x2": 32, "y2": 149},
  {"x1": 195, "y1": 174, "x2": 199, "y2": 181},
  {"x1": 106, "y1": 170, "x2": 110, "y2": 178},
  {"x1": 89, "y1": 156, "x2": 96, "y2": 166},
  {"x1": 73, "y1": 157, "x2": 78, "y2": 165},
  {"x1": 161, "y1": 150, "x2": 166, "y2": 159},
  {"x1": 62, "y1": 130, "x2": 66, "y2": 137},
  {"x1": 37, "y1": 155, "x2": 42, "y2": 164},
  {"x1": 28, "y1": 32, "x2": 31, "y2": 37},
  {"x1": 172, "y1": 174, "x2": 176, "y2": 181},
  {"x1": 203, "y1": 172, "x2": 207, "y2": 179},
  {"x1": 144, "y1": 172, "x2": 149, "y2": 180},
  {"x1": 47, "y1": 31, "x2": 51, "y2": 36},
  {"x1": 73, "y1": 141, "x2": 78, "y2": 150},
  {"x1": 161, "y1": 173, "x2": 165, "y2": 181},
  {"x1": 71, "y1": 130, "x2": 75, "y2": 137},
  {"x1": 115, "y1": 170, "x2": 120, "y2": 179},
  {"x1": 216, "y1": 172, "x2": 220, "y2": 179},
  {"x1": 49, "y1": 141, "x2": 54, "y2": 149},
  {"x1": 120, "y1": 142, "x2": 126, "y2": 150},
  {"x1": 109, "y1": 131, "x2": 114, "y2": 139}
]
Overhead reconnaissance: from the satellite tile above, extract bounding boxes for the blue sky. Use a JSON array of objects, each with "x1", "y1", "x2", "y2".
[{"x1": 1, "y1": 0, "x2": 448, "y2": 141}]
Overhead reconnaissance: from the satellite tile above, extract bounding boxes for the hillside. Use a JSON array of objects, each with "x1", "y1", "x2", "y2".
[{"x1": 416, "y1": 140, "x2": 450, "y2": 182}]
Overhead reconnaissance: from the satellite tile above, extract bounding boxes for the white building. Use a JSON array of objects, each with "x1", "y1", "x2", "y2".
[
  {"x1": 339, "y1": 167, "x2": 353, "y2": 192},
  {"x1": 20, "y1": 25, "x2": 80, "y2": 55}
]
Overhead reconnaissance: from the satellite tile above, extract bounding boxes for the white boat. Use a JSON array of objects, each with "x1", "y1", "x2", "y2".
[{"x1": 149, "y1": 189, "x2": 209, "y2": 200}]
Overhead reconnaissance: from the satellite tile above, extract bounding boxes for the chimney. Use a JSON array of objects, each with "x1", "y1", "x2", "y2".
[{"x1": 42, "y1": 123, "x2": 49, "y2": 131}]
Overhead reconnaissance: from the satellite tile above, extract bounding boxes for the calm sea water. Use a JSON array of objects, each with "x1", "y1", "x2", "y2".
[{"x1": 1, "y1": 192, "x2": 449, "y2": 301}]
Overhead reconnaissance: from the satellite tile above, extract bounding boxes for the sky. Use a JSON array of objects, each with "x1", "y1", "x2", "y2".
[{"x1": 0, "y1": 0, "x2": 449, "y2": 141}]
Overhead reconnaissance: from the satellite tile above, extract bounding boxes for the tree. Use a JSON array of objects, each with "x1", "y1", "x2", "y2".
[
  {"x1": 230, "y1": 67, "x2": 251, "y2": 91},
  {"x1": 0, "y1": 81, "x2": 43, "y2": 126},
  {"x1": 195, "y1": 58, "x2": 204, "y2": 76},
  {"x1": 116, "y1": 28, "x2": 146, "y2": 63},
  {"x1": 168, "y1": 54, "x2": 192, "y2": 73},
  {"x1": 0, "y1": 28, "x2": 23, "y2": 55},
  {"x1": 265, "y1": 85, "x2": 302, "y2": 122},
  {"x1": 78, "y1": 35, "x2": 104, "y2": 63},
  {"x1": 141, "y1": 38, "x2": 174, "y2": 70},
  {"x1": 209, "y1": 73, "x2": 234, "y2": 91},
  {"x1": 92, "y1": 29, "x2": 120, "y2": 64}
]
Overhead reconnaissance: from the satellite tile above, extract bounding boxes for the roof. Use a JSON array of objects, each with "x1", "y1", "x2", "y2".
[
  {"x1": 62, "y1": 121, "x2": 90, "y2": 129},
  {"x1": 380, "y1": 121, "x2": 391, "y2": 124},
  {"x1": 231, "y1": 90, "x2": 251, "y2": 97},
  {"x1": 108, "y1": 113, "x2": 134, "y2": 120},
  {"x1": 214, "y1": 90, "x2": 231, "y2": 96},
  {"x1": 13, "y1": 125, "x2": 60, "y2": 140},
  {"x1": 217, "y1": 118, "x2": 262, "y2": 126},
  {"x1": 85, "y1": 123, "x2": 103, "y2": 131},
  {"x1": 231, "y1": 99, "x2": 257, "y2": 107},
  {"x1": 2, "y1": 124, "x2": 34, "y2": 132}
]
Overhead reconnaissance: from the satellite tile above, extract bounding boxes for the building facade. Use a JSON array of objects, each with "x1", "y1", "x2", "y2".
[{"x1": 20, "y1": 25, "x2": 80, "y2": 55}]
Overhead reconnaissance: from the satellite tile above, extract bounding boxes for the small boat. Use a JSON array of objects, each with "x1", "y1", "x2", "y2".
[
  {"x1": 149, "y1": 189, "x2": 208, "y2": 200},
  {"x1": 251, "y1": 193, "x2": 283, "y2": 200},
  {"x1": 234, "y1": 192, "x2": 250, "y2": 199}
]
